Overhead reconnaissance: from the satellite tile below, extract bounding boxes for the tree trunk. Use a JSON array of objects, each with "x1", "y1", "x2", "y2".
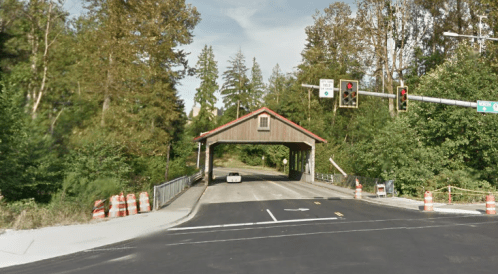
[
  {"x1": 28, "y1": 26, "x2": 39, "y2": 110},
  {"x1": 32, "y1": 1, "x2": 52, "y2": 119},
  {"x1": 332, "y1": 95, "x2": 338, "y2": 127},
  {"x1": 236, "y1": 100, "x2": 240, "y2": 119},
  {"x1": 101, "y1": 52, "x2": 113, "y2": 127}
]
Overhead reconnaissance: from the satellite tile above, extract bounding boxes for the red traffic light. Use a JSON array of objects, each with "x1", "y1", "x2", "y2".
[
  {"x1": 347, "y1": 82, "x2": 353, "y2": 89},
  {"x1": 397, "y1": 86, "x2": 408, "y2": 112}
]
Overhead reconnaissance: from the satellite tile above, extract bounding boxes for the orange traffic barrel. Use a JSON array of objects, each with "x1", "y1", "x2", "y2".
[
  {"x1": 139, "y1": 192, "x2": 151, "y2": 212},
  {"x1": 118, "y1": 193, "x2": 127, "y2": 217},
  {"x1": 127, "y1": 193, "x2": 138, "y2": 215},
  {"x1": 486, "y1": 195, "x2": 496, "y2": 215},
  {"x1": 108, "y1": 195, "x2": 120, "y2": 218},
  {"x1": 355, "y1": 184, "x2": 362, "y2": 199},
  {"x1": 424, "y1": 191, "x2": 433, "y2": 211},
  {"x1": 92, "y1": 199, "x2": 105, "y2": 219}
]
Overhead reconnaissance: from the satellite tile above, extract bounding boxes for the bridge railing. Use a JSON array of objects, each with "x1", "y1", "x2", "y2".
[
  {"x1": 153, "y1": 168, "x2": 204, "y2": 210},
  {"x1": 315, "y1": 172, "x2": 394, "y2": 195}
]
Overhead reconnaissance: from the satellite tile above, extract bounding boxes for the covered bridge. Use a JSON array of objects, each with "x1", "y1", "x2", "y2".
[{"x1": 194, "y1": 107, "x2": 327, "y2": 184}]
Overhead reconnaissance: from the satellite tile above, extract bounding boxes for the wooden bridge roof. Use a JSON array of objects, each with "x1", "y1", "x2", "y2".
[{"x1": 194, "y1": 107, "x2": 327, "y2": 144}]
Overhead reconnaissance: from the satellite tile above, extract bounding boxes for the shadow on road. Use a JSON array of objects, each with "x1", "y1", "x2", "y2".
[{"x1": 210, "y1": 173, "x2": 296, "y2": 186}]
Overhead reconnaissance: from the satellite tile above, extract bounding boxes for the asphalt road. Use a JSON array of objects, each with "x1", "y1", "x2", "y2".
[{"x1": 4, "y1": 169, "x2": 498, "y2": 273}]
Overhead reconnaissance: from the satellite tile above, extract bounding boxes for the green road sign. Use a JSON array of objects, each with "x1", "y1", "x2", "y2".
[{"x1": 477, "y1": 101, "x2": 498, "y2": 113}]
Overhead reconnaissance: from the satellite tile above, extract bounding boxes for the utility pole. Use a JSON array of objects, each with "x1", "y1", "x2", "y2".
[
  {"x1": 443, "y1": 16, "x2": 498, "y2": 54},
  {"x1": 308, "y1": 88, "x2": 311, "y2": 125}
]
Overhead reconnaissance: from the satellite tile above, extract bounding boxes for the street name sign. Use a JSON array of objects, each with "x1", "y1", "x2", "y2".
[
  {"x1": 477, "y1": 100, "x2": 498, "y2": 113},
  {"x1": 319, "y1": 79, "x2": 334, "y2": 98}
]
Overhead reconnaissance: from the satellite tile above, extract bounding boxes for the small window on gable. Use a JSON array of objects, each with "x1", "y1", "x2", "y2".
[{"x1": 258, "y1": 114, "x2": 270, "y2": 131}]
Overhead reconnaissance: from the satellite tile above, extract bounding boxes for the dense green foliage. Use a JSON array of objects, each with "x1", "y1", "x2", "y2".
[{"x1": 0, "y1": 0, "x2": 200, "y2": 206}]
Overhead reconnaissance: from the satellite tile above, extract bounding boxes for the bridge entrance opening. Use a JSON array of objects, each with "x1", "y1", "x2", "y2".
[{"x1": 194, "y1": 107, "x2": 327, "y2": 184}]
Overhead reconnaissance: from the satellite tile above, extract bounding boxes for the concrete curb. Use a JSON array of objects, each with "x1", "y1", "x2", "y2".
[{"x1": 156, "y1": 182, "x2": 208, "y2": 230}]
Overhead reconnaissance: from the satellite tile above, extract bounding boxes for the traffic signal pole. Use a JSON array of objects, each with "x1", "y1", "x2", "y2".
[{"x1": 301, "y1": 84, "x2": 478, "y2": 108}]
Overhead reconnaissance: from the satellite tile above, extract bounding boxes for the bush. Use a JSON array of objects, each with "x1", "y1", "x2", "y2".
[
  {"x1": 0, "y1": 198, "x2": 90, "y2": 230},
  {"x1": 58, "y1": 176, "x2": 124, "y2": 211}
]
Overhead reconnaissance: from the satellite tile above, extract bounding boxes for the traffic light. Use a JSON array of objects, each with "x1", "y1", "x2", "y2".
[
  {"x1": 339, "y1": 80, "x2": 358, "y2": 108},
  {"x1": 397, "y1": 86, "x2": 408, "y2": 112}
]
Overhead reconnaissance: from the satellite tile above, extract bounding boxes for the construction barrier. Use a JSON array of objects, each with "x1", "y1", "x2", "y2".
[
  {"x1": 355, "y1": 183, "x2": 362, "y2": 199},
  {"x1": 140, "y1": 192, "x2": 151, "y2": 213},
  {"x1": 92, "y1": 199, "x2": 105, "y2": 219},
  {"x1": 108, "y1": 195, "x2": 120, "y2": 218},
  {"x1": 424, "y1": 191, "x2": 433, "y2": 211},
  {"x1": 375, "y1": 184, "x2": 386, "y2": 197},
  {"x1": 118, "y1": 193, "x2": 127, "y2": 217},
  {"x1": 486, "y1": 195, "x2": 496, "y2": 215},
  {"x1": 127, "y1": 193, "x2": 138, "y2": 215}
]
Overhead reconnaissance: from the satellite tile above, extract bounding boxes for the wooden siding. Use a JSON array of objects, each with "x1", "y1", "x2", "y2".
[{"x1": 206, "y1": 115, "x2": 315, "y2": 145}]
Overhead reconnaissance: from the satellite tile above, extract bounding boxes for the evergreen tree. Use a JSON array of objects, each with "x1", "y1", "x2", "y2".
[
  {"x1": 264, "y1": 64, "x2": 285, "y2": 110},
  {"x1": 248, "y1": 57, "x2": 265, "y2": 111},
  {"x1": 220, "y1": 49, "x2": 249, "y2": 119},
  {"x1": 192, "y1": 44, "x2": 218, "y2": 135}
]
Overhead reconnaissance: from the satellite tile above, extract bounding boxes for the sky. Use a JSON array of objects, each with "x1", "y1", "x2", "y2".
[{"x1": 63, "y1": 0, "x2": 356, "y2": 115}]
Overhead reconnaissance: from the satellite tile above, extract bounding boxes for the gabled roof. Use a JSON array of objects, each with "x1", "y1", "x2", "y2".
[{"x1": 193, "y1": 107, "x2": 327, "y2": 143}]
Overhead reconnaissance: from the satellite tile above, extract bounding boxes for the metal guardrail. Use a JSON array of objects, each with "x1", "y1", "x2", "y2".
[
  {"x1": 315, "y1": 172, "x2": 395, "y2": 196},
  {"x1": 153, "y1": 169, "x2": 204, "y2": 210},
  {"x1": 315, "y1": 173, "x2": 344, "y2": 184}
]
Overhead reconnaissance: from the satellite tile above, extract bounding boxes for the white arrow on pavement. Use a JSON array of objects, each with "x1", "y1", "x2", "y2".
[{"x1": 284, "y1": 208, "x2": 309, "y2": 212}]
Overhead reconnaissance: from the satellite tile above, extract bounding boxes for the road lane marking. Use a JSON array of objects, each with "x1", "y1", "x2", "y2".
[
  {"x1": 284, "y1": 208, "x2": 309, "y2": 211},
  {"x1": 167, "y1": 215, "x2": 486, "y2": 235},
  {"x1": 266, "y1": 209, "x2": 278, "y2": 222},
  {"x1": 168, "y1": 217, "x2": 339, "y2": 231},
  {"x1": 84, "y1": 247, "x2": 134, "y2": 252},
  {"x1": 335, "y1": 212, "x2": 344, "y2": 217},
  {"x1": 314, "y1": 201, "x2": 321, "y2": 205},
  {"x1": 108, "y1": 254, "x2": 136, "y2": 263},
  {"x1": 165, "y1": 220, "x2": 498, "y2": 246}
]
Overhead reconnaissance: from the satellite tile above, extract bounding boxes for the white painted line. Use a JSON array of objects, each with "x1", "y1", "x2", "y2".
[
  {"x1": 84, "y1": 247, "x2": 134, "y2": 252},
  {"x1": 270, "y1": 217, "x2": 338, "y2": 224},
  {"x1": 168, "y1": 217, "x2": 339, "y2": 231},
  {"x1": 108, "y1": 254, "x2": 135, "y2": 262},
  {"x1": 167, "y1": 215, "x2": 486, "y2": 235},
  {"x1": 433, "y1": 208, "x2": 482, "y2": 215},
  {"x1": 284, "y1": 208, "x2": 309, "y2": 211},
  {"x1": 165, "y1": 220, "x2": 498, "y2": 246},
  {"x1": 267, "y1": 209, "x2": 278, "y2": 222}
]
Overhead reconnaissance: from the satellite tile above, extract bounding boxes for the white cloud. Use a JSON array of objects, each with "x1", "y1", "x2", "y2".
[
  {"x1": 178, "y1": 0, "x2": 314, "y2": 114},
  {"x1": 223, "y1": 7, "x2": 258, "y2": 30}
]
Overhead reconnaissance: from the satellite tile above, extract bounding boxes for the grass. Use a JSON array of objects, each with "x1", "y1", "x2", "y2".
[{"x1": 0, "y1": 198, "x2": 92, "y2": 230}]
